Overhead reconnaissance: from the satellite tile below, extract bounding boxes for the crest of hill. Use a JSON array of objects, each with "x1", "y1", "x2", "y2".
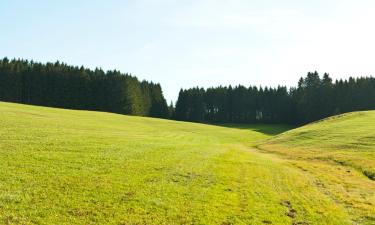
[
  {"x1": 265, "y1": 111, "x2": 375, "y2": 151},
  {"x1": 260, "y1": 110, "x2": 375, "y2": 180}
]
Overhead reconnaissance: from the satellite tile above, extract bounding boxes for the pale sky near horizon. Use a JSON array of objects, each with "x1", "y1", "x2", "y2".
[{"x1": 1, "y1": 0, "x2": 374, "y2": 102}]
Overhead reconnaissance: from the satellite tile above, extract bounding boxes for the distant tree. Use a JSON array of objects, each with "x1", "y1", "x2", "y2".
[
  {"x1": 174, "y1": 89, "x2": 188, "y2": 121},
  {"x1": 149, "y1": 83, "x2": 169, "y2": 118},
  {"x1": 168, "y1": 101, "x2": 175, "y2": 119}
]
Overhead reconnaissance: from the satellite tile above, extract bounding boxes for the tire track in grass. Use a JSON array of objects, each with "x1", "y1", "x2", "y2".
[{"x1": 243, "y1": 146, "x2": 352, "y2": 225}]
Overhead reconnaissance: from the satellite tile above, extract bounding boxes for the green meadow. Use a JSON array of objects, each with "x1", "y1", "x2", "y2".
[
  {"x1": 258, "y1": 111, "x2": 375, "y2": 224},
  {"x1": 0, "y1": 102, "x2": 374, "y2": 224}
]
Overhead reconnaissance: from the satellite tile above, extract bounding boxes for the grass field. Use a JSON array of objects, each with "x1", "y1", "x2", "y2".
[
  {"x1": 258, "y1": 111, "x2": 375, "y2": 224},
  {"x1": 0, "y1": 102, "x2": 374, "y2": 224}
]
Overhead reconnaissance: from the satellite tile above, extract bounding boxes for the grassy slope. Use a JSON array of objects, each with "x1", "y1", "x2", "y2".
[
  {"x1": 0, "y1": 102, "x2": 373, "y2": 224},
  {"x1": 259, "y1": 111, "x2": 375, "y2": 224}
]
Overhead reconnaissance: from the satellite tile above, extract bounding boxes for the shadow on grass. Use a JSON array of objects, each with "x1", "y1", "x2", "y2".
[{"x1": 213, "y1": 123, "x2": 295, "y2": 136}]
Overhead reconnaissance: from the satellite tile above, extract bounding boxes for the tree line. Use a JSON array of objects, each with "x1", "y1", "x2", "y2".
[
  {"x1": 0, "y1": 58, "x2": 169, "y2": 118},
  {"x1": 1, "y1": 58, "x2": 374, "y2": 125},
  {"x1": 174, "y1": 72, "x2": 375, "y2": 125}
]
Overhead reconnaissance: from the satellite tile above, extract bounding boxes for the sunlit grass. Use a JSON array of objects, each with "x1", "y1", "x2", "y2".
[
  {"x1": 259, "y1": 111, "x2": 375, "y2": 224},
  {"x1": 0, "y1": 102, "x2": 373, "y2": 224}
]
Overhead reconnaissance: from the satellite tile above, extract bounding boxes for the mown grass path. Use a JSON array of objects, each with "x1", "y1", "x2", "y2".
[{"x1": 0, "y1": 102, "x2": 372, "y2": 224}]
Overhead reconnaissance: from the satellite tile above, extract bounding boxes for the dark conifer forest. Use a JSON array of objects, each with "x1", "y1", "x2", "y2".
[
  {"x1": 174, "y1": 72, "x2": 375, "y2": 124},
  {"x1": 0, "y1": 58, "x2": 169, "y2": 118},
  {"x1": 1, "y1": 58, "x2": 374, "y2": 125}
]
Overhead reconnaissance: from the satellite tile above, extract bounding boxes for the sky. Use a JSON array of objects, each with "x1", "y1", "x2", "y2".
[{"x1": 1, "y1": 0, "x2": 375, "y2": 102}]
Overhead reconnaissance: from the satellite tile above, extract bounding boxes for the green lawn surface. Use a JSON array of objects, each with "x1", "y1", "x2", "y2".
[{"x1": 0, "y1": 102, "x2": 374, "y2": 224}]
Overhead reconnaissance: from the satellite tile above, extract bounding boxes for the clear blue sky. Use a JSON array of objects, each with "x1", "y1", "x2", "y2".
[{"x1": 1, "y1": 0, "x2": 374, "y2": 102}]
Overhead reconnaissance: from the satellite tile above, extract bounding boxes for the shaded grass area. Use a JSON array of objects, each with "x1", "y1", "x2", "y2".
[
  {"x1": 213, "y1": 123, "x2": 294, "y2": 136},
  {"x1": 0, "y1": 102, "x2": 373, "y2": 224}
]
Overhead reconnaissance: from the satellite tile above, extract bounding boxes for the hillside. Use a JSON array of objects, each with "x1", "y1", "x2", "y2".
[
  {"x1": 259, "y1": 111, "x2": 375, "y2": 180},
  {"x1": 259, "y1": 111, "x2": 375, "y2": 224},
  {"x1": 0, "y1": 102, "x2": 374, "y2": 224}
]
